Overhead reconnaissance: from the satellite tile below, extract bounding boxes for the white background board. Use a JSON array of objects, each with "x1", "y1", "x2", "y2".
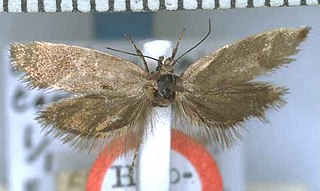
[{"x1": 0, "y1": 6, "x2": 319, "y2": 191}]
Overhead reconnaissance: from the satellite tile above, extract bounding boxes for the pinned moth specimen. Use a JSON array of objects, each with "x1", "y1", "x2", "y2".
[{"x1": 10, "y1": 25, "x2": 309, "y2": 154}]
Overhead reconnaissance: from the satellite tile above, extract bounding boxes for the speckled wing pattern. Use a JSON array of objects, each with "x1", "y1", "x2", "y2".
[
  {"x1": 36, "y1": 94, "x2": 152, "y2": 153},
  {"x1": 11, "y1": 42, "x2": 152, "y2": 153},
  {"x1": 10, "y1": 27, "x2": 309, "y2": 152},
  {"x1": 11, "y1": 42, "x2": 147, "y2": 95},
  {"x1": 174, "y1": 27, "x2": 309, "y2": 147}
]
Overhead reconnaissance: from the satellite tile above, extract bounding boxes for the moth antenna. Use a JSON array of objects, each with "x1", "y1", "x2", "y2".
[
  {"x1": 171, "y1": 28, "x2": 186, "y2": 61},
  {"x1": 125, "y1": 34, "x2": 150, "y2": 73},
  {"x1": 173, "y1": 19, "x2": 212, "y2": 65},
  {"x1": 105, "y1": 46, "x2": 160, "y2": 64}
]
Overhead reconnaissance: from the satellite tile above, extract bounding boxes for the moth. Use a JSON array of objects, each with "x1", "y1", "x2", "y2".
[{"x1": 10, "y1": 25, "x2": 309, "y2": 154}]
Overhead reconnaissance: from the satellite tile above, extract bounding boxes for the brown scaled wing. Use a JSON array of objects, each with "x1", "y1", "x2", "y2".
[
  {"x1": 174, "y1": 27, "x2": 309, "y2": 148},
  {"x1": 11, "y1": 42, "x2": 153, "y2": 153}
]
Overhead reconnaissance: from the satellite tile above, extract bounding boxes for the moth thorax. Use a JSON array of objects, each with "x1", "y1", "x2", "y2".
[
  {"x1": 155, "y1": 74, "x2": 176, "y2": 101},
  {"x1": 157, "y1": 62, "x2": 174, "y2": 73}
]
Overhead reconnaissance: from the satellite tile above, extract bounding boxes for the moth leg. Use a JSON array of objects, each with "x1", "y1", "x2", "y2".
[
  {"x1": 125, "y1": 34, "x2": 150, "y2": 73},
  {"x1": 171, "y1": 28, "x2": 186, "y2": 59},
  {"x1": 130, "y1": 150, "x2": 138, "y2": 177}
]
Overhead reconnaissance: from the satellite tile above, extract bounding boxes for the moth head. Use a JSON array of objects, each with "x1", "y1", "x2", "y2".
[{"x1": 156, "y1": 56, "x2": 174, "y2": 73}]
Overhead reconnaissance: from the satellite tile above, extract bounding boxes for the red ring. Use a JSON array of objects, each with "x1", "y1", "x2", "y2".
[
  {"x1": 87, "y1": 130, "x2": 223, "y2": 191},
  {"x1": 171, "y1": 130, "x2": 223, "y2": 191}
]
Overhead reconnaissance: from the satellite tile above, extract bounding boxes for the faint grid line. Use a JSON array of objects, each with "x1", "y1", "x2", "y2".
[
  {"x1": 21, "y1": 0, "x2": 27, "y2": 12},
  {"x1": 143, "y1": 0, "x2": 149, "y2": 10},
  {"x1": 39, "y1": 0, "x2": 45, "y2": 11},
  {"x1": 1, "y1": 0, "x2": 320, "y2": 12},
  {"x1": 72, "y1": 0, "x2": 78, "y2": 11},
  {"x1": 109, "y1": 0, "x2": 114, "y2": 10},
  {"x1": 159, "y1": 0, "x2": 166, "y2": 9},
  {"x1": 90, "y1": 0, "x2": 96, "y2": 11},
  {"x1": 177, "y1": 0, "x2": 184, "y2": 9},
  {"x1": 231, "y1": 0, "x2": 235, "y2": 7},
  {"x1": 265, "y1": 0, "x2": 271, "y2": 6},
  {"x1": 125, "y1": 0, "x2": 131, "y2": 11},
  {"x1": 214, "y1": 0, "x2": 220, "y2": 8},
  {"x1": 197, "y1": 0, "x2": 202, "y2": 8},
  {"x1": 56, "y1": 0, "x2": 62, "y2": 11},
  {"x1": 247, "y1": 0, "x2": 254, "y2": 7}
]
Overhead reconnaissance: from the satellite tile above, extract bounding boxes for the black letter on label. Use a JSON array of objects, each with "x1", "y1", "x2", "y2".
[
  {"x1": 170, "y1": 168, "x2": 180, "y2": 184},
  {"x1": 12, "y1": 88, "x2": 28, "y2": 112},
  {"x1": 24, "y1": 179, "x2": 39, "y2": 191},
  {"x1": 24, "y1": 125, "x2": 33, "y2": 149},
  {"x1": 111, "y1": 165, "x2": 136, "y2": 188},
  {"x1": 44, "y1": 153, "x2": 53, "y2": 173}
]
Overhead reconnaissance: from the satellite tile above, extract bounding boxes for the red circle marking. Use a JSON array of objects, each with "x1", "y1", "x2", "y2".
[
  {"x1": 86, "y1": 136, "x2": 126, "y2": 191},
  {"x1": 171, "y1": 130, "x2": 223, "y2": 191},
  {"x1": 87, "y1": 130, "x2": 223, "y2": 191}
]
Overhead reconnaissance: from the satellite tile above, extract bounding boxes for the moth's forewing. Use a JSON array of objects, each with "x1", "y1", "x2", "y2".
[
  {"x1": 10, "y1": 42, "x2": 154, "y2": 153},
  {"x1": 181, "y1": 27, "x2": 310, "y2": 90},
  {"x1": 11, "y1": 27, "x2": 309, "y2": 151},
  {"x1": 10, "y1": 42, "x2": 148, "y2": 95},
  {"x1": 37, "y1": 94, "x2": 153, "y2": 154},
  {"x1": 175, "y1": 27, "x2": 309, "y2": 148}
]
